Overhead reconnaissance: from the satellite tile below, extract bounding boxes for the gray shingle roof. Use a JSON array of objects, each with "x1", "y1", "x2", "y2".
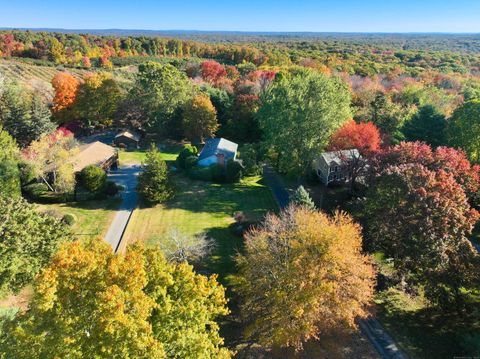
[
  {"x1": 198, "y1": 138, "x2": 238, "y2": 160},
  {"x1": 320, "y1": 149, "x2": 360, "y2": 165}
]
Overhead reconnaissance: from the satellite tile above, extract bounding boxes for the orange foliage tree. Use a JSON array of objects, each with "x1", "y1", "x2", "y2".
[
  {"x1": 328, "y1": 119, "x2": 381, "y2": 155},
  {"x1": 51, "y1": 72, "x2": 80, "y2": 122}
]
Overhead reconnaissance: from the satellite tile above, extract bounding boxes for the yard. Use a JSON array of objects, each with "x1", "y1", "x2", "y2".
[
  {"x1": 122, "y1": 174, "x2": 277, "y2": 282},
  {"x1": 38, "y1": 197, "x2": 121, "y2": 239},
  {"x1": 118, "y1": 144, "x2": 182, "y2": 165}
]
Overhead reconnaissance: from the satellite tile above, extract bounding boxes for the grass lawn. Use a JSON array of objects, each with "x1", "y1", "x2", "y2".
[
  {"x1": 118, "y1": 144, "x2": 182, "y2": 165},
  {"x1": 37, "y1": 197, "x2": 121, "y2": 239},
  {"x1": 123, "y1": 174, "x2": 277, "y2": 283}
]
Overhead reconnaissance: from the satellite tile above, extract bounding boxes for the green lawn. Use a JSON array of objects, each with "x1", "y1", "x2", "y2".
[
  {"x1": 123, "y1": 174, "x2": 277, "y2": 283},
  {"x1": 118, "y1": 144, "x2": 182, "y2": 165},
  {"x1": 38, "y1": 198, "x2": 121, "y2": 239}
]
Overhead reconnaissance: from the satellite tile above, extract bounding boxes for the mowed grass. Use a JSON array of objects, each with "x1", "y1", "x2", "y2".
[
  {"x1": 118, "y1": 145, "x2": 182, "y2": 165},
  {"x1": 123, "y1": 174, "x2": 277, "y2": 282},
  {"x1": 38, "y1": 198, "x2": 121, "y2": 239}
]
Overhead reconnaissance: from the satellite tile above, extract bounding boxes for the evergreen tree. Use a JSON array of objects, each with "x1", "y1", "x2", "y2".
[{"x1": 291, "y1": 185, "x2": 315, "y2": 210}]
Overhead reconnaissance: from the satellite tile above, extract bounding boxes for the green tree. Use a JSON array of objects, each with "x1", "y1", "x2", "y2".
[
  {"x1": 236, "y1": 206, "x2": 375, "y2": 350},
  {"x1": 258, "y1": 68, "x2": 351, "y2": 175},
  {"x1": 138, "y1": 145, "x2": 174, "y2": 204},
  {"x1": 447, "y1": 99, "x2": 480, "y2": 162},
  {"x1": 130, "y1": 62, "x2": 194, "y2": 136},
  {"x1": 0, "y1": 81, "x2": 55, "y2": 147},
  {"x1": 182, "y1": 94, "x2": 218, "y2": 143},
  {"x1": 80, "y1": 165, "x2": 107, "y2": 193},
  {"x1": 74, "y1": 73, "x2": 123, "y2": 128},
  {"x1": 0, "y1": 239, "x2": 232, "y2": 358},
  {"x1": 0, "y1": 196, "x2": 70, "y2": 295},
  {"x1": 402, "y1": 105, "x2": 446, "y2": 147},
  {"x1": 176, "y1": 144, "x2": 198, "y2": 169},
  {"x1": 0, "y1": 127, "x2": 20, "y2": 197},
  {"x1": 291, "y1": 185, "x2": 315, "y2": 210}
]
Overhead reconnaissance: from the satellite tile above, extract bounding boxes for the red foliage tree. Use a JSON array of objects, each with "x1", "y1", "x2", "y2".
[
  {"x1": 200, "y1": 60, "x2": 227, "y2": 84},
  {"x1": 328, "y1": 120, "x2": 381, "y2": 155},
  {"x1": 372, "y1": 141, "x2": 480, "y2": 206},
  {"x1": 81, "y1": 56, "x2": 91, "y2": 68}
]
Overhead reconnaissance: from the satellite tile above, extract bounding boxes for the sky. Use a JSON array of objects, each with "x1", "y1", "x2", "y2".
[{"x1": 1, "y1": 0, "x2": 479, "y2": 33}]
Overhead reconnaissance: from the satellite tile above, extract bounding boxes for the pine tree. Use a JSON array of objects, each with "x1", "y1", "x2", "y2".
[
  {"x1": 137, "y1": 145, "x2": 174, "y2": 204},
  {"x1": 291, "y1": 185, "x2": 315, "y2": 210}
]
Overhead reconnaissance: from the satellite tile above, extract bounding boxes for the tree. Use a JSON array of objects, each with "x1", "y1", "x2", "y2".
[
  {"x1": 0, "y1": 239, "x2": 232, "y2": 358},
  {"x1": 129, "y1": 62, "x2": 194, "y2": 136},
  {"x1": 236, "y1": 206, "x2": 375, "y2": 350},
  {"x1": 0, "y1": 196, "x2": 70, "y2": 295},
  {"x1": 158, "y1": 229, "x2": 215, "y2": 264},
  {"x1": 361, "y1": 163, "x2": 478, "y2": 299},
  {"x1": 182, "y1": 94, "x2": 218, "y2": 143},
  {"x1": 176, "y1": 144, "x2": 198, "y2": 169},
  {"x1": 23, "y1": 128, "x2": 78, "y2": 193},
  {"x1": 258, "y1": 69, "x2": 351, "y2": 175},
  {"x1": 137, "y1": 145, "x2": 174, "y2": 204},
  {"x1": 51, "y1": 72, "x2": 80, "y2": 122},
  {"x1": 291, "y1": 185, "x2": 315, "y2": 209},
  {"x1": 80, "y1": 165, "x2": 107, "y2": 193},
  {"x1": 447, "y1": 99, "x2": 480, "y2": 162},
  {"x1": 74, "y1": 72, "x2": 123, "y2": 128},
  {"x1": 201, "y1": 60, "x2": 227, "y2": 85},
  {"x1": 0, "y1": 126, "x2": 20, "y2": 197},
  {"x1": 371, "y1": 142, "x2": 480, "y2": 208},
  {"x1": 328, "y1": 120, "x2": 381, "y2": 155},
  {"x1": 0, "y1": 81, "x2": 55, "y2": 147},
  {"x1": 402, "y1": 105, "x2": 447, "y2": 147}
]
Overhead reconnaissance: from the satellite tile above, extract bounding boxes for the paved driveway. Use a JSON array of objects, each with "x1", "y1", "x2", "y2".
[{"x1": 104, "y1": 165, "x2": 141, "y2": 252}]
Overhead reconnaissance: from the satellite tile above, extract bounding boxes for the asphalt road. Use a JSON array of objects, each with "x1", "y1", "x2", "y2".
[{"x1": 104, "y1": 164, "x2": 140, "y2": 253}]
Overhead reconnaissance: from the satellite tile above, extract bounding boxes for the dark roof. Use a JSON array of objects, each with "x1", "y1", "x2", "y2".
[
  {"x1": 115, "y1": 130, "x2": 141, "y2": 142},
  {"x1": 198, "y1": 138, "x2": 238, "y2": 160}
]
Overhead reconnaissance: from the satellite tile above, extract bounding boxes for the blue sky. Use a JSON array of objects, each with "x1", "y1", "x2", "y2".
[{"x1": 1, "y1": 0, "x2": 479, "y2": 33}]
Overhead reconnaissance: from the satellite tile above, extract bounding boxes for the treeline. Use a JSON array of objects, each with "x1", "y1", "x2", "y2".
[{"x1": 1, "y1": 30, "x2": 480, "y2": 76}]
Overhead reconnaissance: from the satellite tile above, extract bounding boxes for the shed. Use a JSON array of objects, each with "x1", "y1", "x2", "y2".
[
  {"x1": 114, "y1": 130, "x2": 141, "y2": 149},
  {"x1": 198, "y1": 138, "x2": 238, "y2": 167}
]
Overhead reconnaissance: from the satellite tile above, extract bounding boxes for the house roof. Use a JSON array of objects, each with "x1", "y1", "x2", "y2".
[
  {"x1": 115, "y1": 130, "x2": 141, "y2": 142},
  {"x1": 198, "y1": 138, "x2": 238, "y2": 161},
  {"x1": 72, "y1": 141, "x2": 117, "y2": 172},
  {"x1": 319, "y1": 149, "x2": 360, "y2": 166}
]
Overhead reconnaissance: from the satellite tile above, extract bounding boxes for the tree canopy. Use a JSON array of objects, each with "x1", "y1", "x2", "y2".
[
  {"x1": 258, "y1": 68, "x2": 351, "y2": 175},
  {"x1": 447, "y1": 99, "x2": 480, "y2": 162}
]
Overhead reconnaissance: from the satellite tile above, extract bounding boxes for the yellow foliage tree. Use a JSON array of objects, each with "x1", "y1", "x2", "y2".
[{"x1": 236, "y1": 205, "x2": 375, "y2": 350}]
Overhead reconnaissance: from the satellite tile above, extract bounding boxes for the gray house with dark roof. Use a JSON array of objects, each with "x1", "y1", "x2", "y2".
[
  {"x1": 198, "y1": 138, "x2": 238, "y2": 167},
  {"x1": 313, "y1": 149, "x2": 360, "y2": 185}
]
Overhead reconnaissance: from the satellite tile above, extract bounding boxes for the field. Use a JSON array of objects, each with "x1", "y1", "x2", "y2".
[{"x1": 38, "y1": 198, "x2": 121, "y2": 239}]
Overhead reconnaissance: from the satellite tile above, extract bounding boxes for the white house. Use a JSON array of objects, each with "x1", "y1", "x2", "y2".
[
  {"x1": 198, "y1": 138, "x2": 238, "y2": 167},
  {"x1": 313, "y1": 149, "x2": 360, "y2": 185}
]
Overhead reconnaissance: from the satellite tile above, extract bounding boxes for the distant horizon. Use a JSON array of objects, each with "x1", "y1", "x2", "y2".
[{"x1": 2, "y1": 27, "x2": 480, "y2": 35}]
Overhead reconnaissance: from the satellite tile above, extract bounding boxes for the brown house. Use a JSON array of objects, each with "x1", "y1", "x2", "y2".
[{"x1": 72, "y1": 141, "x2": 118, "y2": 172}]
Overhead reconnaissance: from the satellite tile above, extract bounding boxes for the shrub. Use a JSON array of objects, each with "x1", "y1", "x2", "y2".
[
  {"x1": 80, "y1": 165, "x2": 107, "y2": 193},
  {"x1": 23, "y1": 182, "x2": 48, "y2": 199},
  {"x1": 239, "y1": 144, "x2": 262, "y2": 176},
  {"x1": 18, "y1": 161, "x2": 37, "y2": 186},
  {"x1": 104, "y1": 181, "x2": 119, "y2": 196},
  {"x1": 210, "y1": 164, "x2": 226, "y2": 183},
  {"x1": 61, "y1": 213, "x2": 76, "y2": 226},
  {"x1": 188, "y1": 165, "x2": 213, "y2": 182},
  {"x1": 184, "y1": 155, "x2": 198, "y2": 170},
  {"x1": 0, "y1": 160, "x2": 21, "y2": 198},
  {"x1": 176, "y1": 144, "x2": 198, "y2": 169},
  {"x1": 226, "y1": 160, "x2": 243, "y2": 183}
]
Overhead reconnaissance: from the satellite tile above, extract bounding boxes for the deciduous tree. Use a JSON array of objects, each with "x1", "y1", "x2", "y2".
[
  {"x1": 0, "y1": 196, "x2": 70, "y2": 295},
  {"x1": 328, "y1": 120, "x2": 381, "y2": 155},
  {"x1": 236, "y1": 206, "x2": 375, "y2": 350},
  {"x1": 258, "y1": 69, "x2": 351, "y2": 175},
  {"x1": 182, "y1": 94, "x2": 218, "y2": 143},
  {"x1": 51, "y1": 72, "x2": 80, "y2": 123},
  {"x1": 201, "y1": 60, "x2": 227, "y2": 85},
  {"x1": 447, "y1": 99, "x2": 480, "y2": 162},
  {"x1": 402, "y1": 105, "x2": 447, "y2": 147}
]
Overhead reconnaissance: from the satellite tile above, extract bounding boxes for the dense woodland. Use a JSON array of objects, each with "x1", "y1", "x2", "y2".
[{"x1": 1, "y1": 30, "x2": 480, "y2": 358}]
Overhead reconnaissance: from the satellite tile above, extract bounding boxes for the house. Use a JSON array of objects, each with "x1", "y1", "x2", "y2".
[
  {"x1": 114, "y1": 130, "x2": 141, "y2": 149},
  {"x1": 198, "y1": 138, "x2": 238, "y2": 167},
  {"x1": 313, "y1": 149, "x2": 360, "y2": 185},
  {"x1": 72, "y1": 141, "x2": 118, "y2": 172}
]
